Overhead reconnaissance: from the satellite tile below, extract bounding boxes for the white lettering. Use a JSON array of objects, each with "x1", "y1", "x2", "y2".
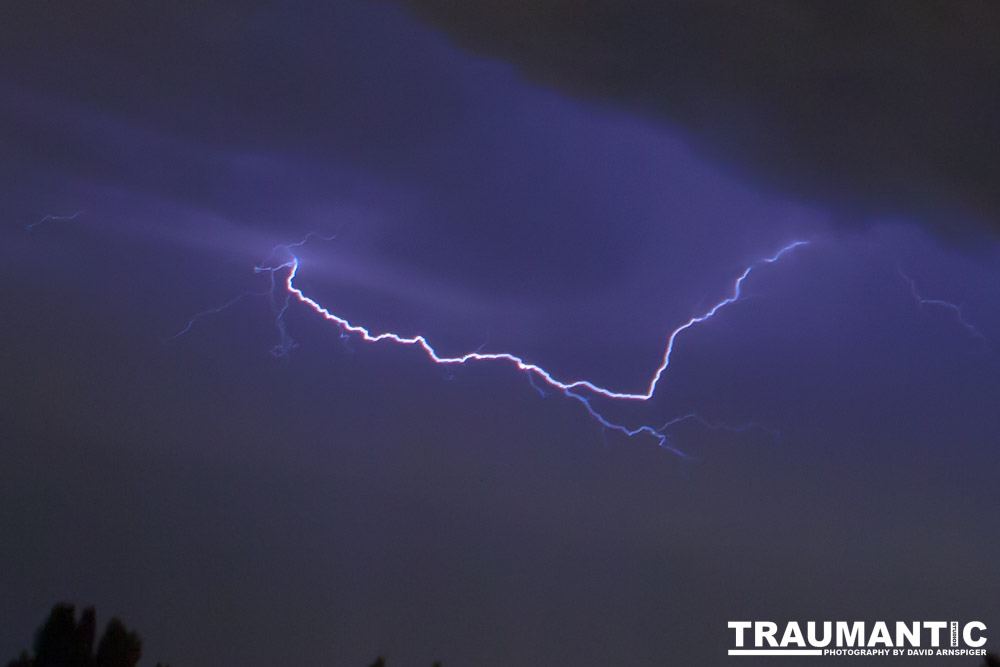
[
  {"x1": 868, "y1": 621, "x2": 892, "y2": 647},
  {"x1": 728, "y1": 622, "x2": 751, "y2": 648},
  {"x1": 836, "y1": 622, "x2": 864, "y2": 647},
  {"x1": 808, "y1": 621, "x2": 832, "y2": 647},
  {"x1": 964, "y1": 622, "x2": 987, "y2": 648},
  {"x1": 755, "y1": 622, "x2": 779, "y2": 648},
  {"x1": 924, "y1": 621, "x2": 947, "y2": 647},
  {"x1": 896, "y1": 621, "x2": 920, "y2": 647},
  {"x1": 780, "y1": 621, "x2": 806, "y2": 647}
]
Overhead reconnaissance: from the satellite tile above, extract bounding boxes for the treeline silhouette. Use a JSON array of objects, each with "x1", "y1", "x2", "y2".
[
  {"x1": 7, "y1": 604, "x2": 442, "y2": 667},
  {"x1": 5, "y1": 604, "x2": 163, "y2": 667}
]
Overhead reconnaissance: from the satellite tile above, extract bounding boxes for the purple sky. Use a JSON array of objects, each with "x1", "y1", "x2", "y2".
[{"x1": 1, "y1": 2, "x2": 999, "y2": 665}]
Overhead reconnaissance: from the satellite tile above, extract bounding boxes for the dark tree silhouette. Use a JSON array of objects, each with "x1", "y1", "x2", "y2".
[
  {"x1": 94, "y1": 620, "x2": 142, "y2": 667},
  {"x1": 5, "y1": 604, "x2": 167, "y2": 667},
  {"x1": 11, "y1": 603, "x2": 439, "y2": 667}
]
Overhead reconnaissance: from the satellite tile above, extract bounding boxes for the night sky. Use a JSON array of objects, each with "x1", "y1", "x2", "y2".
[{"x1": 1, "y1": 2, "x2": 999, "y2": 666}]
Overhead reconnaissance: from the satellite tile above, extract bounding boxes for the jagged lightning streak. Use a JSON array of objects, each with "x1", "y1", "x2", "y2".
[
  {"x1": 896, "y1": 264, "x2": 988, "y2": 348},
  {"x1": 275, "y1": 239, "x2": 809, "y2": 401},
  {"x1": 239, "y1": 238, "x2": 808, "y2": 453}
]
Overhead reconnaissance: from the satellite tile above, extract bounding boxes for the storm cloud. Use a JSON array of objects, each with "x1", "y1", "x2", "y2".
[{"x1": 391, "y1": 0, "x2": 1000, "y2": 240}]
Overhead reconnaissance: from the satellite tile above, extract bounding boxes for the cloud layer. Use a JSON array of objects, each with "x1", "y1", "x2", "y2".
[{"x1": 393, "y1": 0, "x2": 1000, "y2": 239}]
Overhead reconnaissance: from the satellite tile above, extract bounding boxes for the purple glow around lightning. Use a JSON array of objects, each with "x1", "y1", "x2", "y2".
[{"x1": 225, "y1": 238, "x2": 808, "y2": 454}]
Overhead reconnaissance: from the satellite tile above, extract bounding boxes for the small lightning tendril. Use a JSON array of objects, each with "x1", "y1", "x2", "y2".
[
  {"x1": 165, "y1": 290, "x2": 272, "y2": 342},
  {"x1": 27, "y1": 211, "x2": 82, "y2": 230},
  {"x1": 896, "y1": 264, "x2": 988, "y2": 348}
]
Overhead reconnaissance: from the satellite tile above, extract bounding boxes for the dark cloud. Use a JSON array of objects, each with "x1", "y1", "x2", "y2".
[
  {"x1": 390, "y1": 0, "x2": 1000, "y2": 239},
  {"x1": 0, "y1": 1, "x2": 460, "y2": 176},
  {"x1": 0, "y1": 1, "x2": 655, "y2": 297}
]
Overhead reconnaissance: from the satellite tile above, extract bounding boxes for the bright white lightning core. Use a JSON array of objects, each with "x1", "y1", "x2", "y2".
[{"x1": 279, "y1": 240, "x2": 809, "y2": 401}]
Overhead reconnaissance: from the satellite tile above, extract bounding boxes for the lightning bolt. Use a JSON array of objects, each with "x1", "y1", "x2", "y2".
[
  {"x1": 273, "y1": 239, "x2": 809, "y2": 402},
  {"x1": 218, "y1": 237, "x2": 808, "y2": 454},
  {"x1": 897, "y1": 264, "x2": 988, "y2": 348}
]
